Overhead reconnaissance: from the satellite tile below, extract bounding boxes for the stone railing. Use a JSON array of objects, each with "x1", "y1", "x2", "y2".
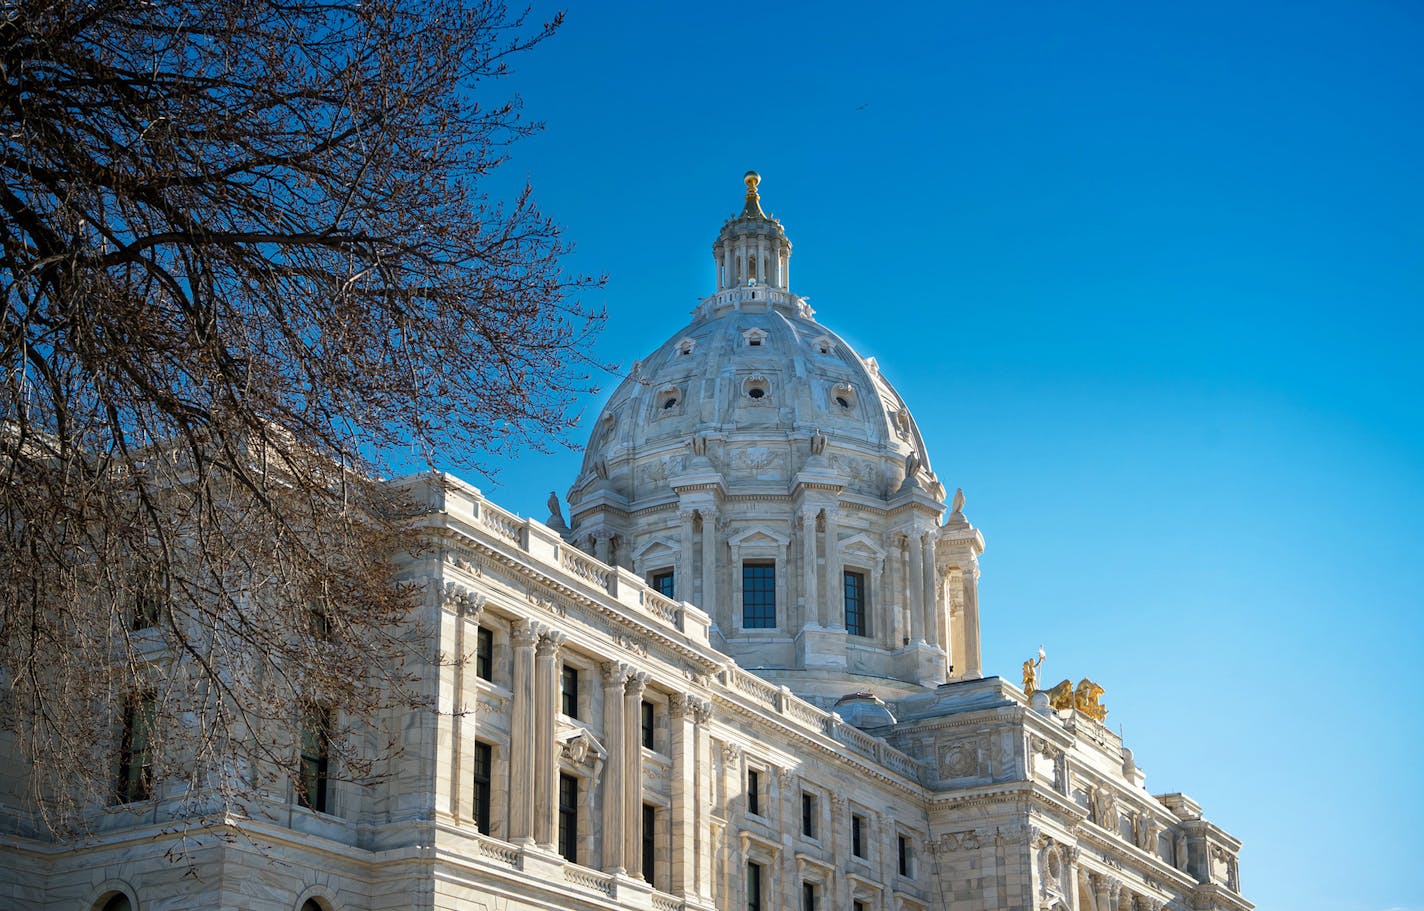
[
  {"x1": 477, "y1": 499, "x2": 524, "y2": 545},
  {"x1": 560, "y1": 545, "x2": 611, "y2": 588},
  {"x1": 411, "y1": 474, "x2": 713, "y2": 648},
  {"x1": 724, "y1": 666, "x2": 779, "y2": 708},
  {"x1": 475, "y1": 833, "x2": 519, "y2": 867},
  {"x1": 717, "y1": 667, "x2": 922, "y2": 784},
  {"x1": 640, "y1": 588, "x2": 682, "y2": 627},
  {"x1": 651, "y1": 893, "x2": 684, "y2": 911},
  {"x1": 782, "y1": 689, "x2": 826, "y2": 728},
  {"x1": 563, "y1": 864, "x2": 615, "y2": 896}
]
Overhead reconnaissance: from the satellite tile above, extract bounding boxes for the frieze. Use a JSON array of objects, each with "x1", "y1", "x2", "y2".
[{"x1": 928, "y1": 829, "x2": 983, "y2": 854}]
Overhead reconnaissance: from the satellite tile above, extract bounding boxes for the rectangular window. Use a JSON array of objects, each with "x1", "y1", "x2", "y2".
[
  {"x1": 747, "y1": 768, "x2": 761, "y2": 816},
  {"x1": 844, "y1": 570, "x2": 868, "y2": 637},
  {"x1": 898, "y1": 833, "x2": 911, "y2": 877},
  {"x1": 561, "y1": 664, "x2": 579, "y2": 719},
  {"x1": 742, "y1": 562, "x2": 776, "y2": 628},
  {"x1": 801, "y1": 882, "x2": 817, "y2": 911},
  {"x1": 114, "y1": 695, "x2": 155, "y2": 803},
  {"x1": 651, "y1": 569, "x2": 675, "y2": 599},
  {"x1": 642, "y1": 700, "x2": 655, "y2": 751},
  {"x1": 558, "y1": 773, "x2": 578, "y2": 862},
  {"x1": 642, "y1": 802, "x2": 656, "y2": 883},
  {"x1": 472, "y1": 741, "x2": 492, "y2": 833},
  {"x1": 852, "y1": 813, "x2": 866, "y2": 857},
  {"x1": 854, "y1": 902, "x2": 867, "y2": 911},
  {"x1": 475, "y1": 627, "x2": 494, "y2": 682},
  {"x1": 801, "y1": 792, "x2": 816, "y2": 838},
  {"x1": 298, "y1": 704, "x2": 331, "y2": 813},
  {"x1": 747, "y1": 861, "x2": 763, "y2": 911},
  {"x1": 307, "y1": 601, "x2": 329, "y2": 638},
  {"x1": 132, "y1": 572, "x2": 163, "y2": 631}
]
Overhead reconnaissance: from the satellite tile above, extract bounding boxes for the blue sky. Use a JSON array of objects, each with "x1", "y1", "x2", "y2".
[{"x1": 449, "y1": 3, "x2": 1423, "y2": 908}]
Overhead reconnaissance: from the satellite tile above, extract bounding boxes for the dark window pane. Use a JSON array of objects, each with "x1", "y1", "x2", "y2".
[
  {"x1": 115, "y1": 696, "x2": 155, "y2": 803},
  {"x1": 844, "y1": 570, "x2": 868, "y2": 637},
  {"x1": 651, "y1": 569, "x2": 675, "y2": 599},
  {"x1": 472, "y1": 741, "x2": 492, "y2": 832},
  {"x1": 558, "y1": 773, "x2": 578, "y2": 862},
  {"x1": 747, "y1": 769, "x2": 760, "y2": 816},
  {"x1": 475, "y1": 627, "x2": 493, "y2": 682},
  {"x1": 742, "y1": 562, "x2": 776, "y2": 628},
  {"x1": 298, "y1": 705, "x2": 330, "y2": 813},
  {"x1": 747, "y1": 862, "x2": 762, "y2": 911},
  {"x1": 852, "y1": 814, "x2": 865, "y2": 857},
  {"x1": 802, "y1": 882, "x2": 816, "y2": 911},
  {"x1": 802, "y1": 792, "x2": 816, "y2": 837},
  {"x1": 561, "y1": 665, "x2": 579, "y2": 719},
  {"x1": 642, "y1": 802, "x2": 656, "y2": 882},
  {"x1": 898, "y1": 834, "x2": 910, "y2": 876},
  {"x1": 641, "y1": 700, "x2": 655, "y2": 750}
]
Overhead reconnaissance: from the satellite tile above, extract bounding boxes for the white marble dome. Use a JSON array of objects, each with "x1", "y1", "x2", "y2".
[{"x1": 565, "y1": 174, "x2": 981, "y2": 700}]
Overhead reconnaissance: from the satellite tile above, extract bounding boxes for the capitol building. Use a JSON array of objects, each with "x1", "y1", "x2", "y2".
[{"x1": 0, "y1": 175, "x2": 1250, "y2": 911}]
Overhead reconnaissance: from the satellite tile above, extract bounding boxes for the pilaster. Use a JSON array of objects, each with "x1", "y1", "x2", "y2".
[
  {"x1": 601, "y1": 661, "x2": 629, "y2": 873},
  {"x1": 508, "y1": 620, "x2": 539, "y2": 845}
]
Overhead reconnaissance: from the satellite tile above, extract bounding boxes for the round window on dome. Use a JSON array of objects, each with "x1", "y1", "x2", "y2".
[
  {"x1": 831, "y1": 383, "x2": 857, "y2": 412},
  {"x1": 743, "y1": 377, "x2": 770, "y2": 402}
]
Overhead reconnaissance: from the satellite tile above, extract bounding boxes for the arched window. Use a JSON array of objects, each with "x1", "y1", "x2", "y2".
[
  {"x1": 99, "y1": 895, "x2": 132, "y2": 911},
  {"x1": 301, "y1": 900, "x2": 325, "y2": 911}
]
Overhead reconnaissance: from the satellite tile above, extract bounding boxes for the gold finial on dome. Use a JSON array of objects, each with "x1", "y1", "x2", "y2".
[{"x1": 741, "y1": 169, "x2": 767, "y2": 218}]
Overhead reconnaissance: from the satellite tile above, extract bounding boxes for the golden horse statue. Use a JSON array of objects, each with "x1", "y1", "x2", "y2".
[{"x1": 1044, "y1": 677, "x2": 1108, "y2": 722}]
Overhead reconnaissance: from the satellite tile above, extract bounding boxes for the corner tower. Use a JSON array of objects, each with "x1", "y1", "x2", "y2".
[{"x1": 566, "y1": 173, "x2": 985, "y2": 704}]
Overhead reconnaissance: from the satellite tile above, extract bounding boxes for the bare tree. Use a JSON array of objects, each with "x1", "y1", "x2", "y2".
[{"x1": 0, "y1": 0, "x2": 601, "y2": 834}]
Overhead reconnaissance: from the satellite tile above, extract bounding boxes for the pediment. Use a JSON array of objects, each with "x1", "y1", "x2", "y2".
[{"x1": 729, "y1": 527, "x2": 790, "y2": 547}]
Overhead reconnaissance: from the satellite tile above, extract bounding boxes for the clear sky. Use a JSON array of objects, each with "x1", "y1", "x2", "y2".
[{"x1": 449, "y1": 4, "x2": 1423, "y2": 909}]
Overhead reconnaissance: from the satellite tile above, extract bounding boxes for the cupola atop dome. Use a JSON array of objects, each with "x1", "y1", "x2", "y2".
[{"x1": 713, "y1": 171, "x2": 792, "y2": 293}]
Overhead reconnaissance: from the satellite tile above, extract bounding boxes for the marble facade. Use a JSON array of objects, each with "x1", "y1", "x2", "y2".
[{"x1": 0, "y1": 175, "x2": 1250, "y2": 911}]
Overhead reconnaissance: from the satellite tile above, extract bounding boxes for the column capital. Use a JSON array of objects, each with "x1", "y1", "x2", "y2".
[
  {"x1": 536, "y1": 629, "x2": 566, "y2": 657},
  {"x1": 601, "y1": 660, "x2": 631, "y2": 687},
  {"x1": 625, "y1": 670, "x2": 650, "y2": 697},
  {"x1": 692, "y1": 698, "x2": 714, "y2": 725},
  {"x1": 511, "y1": 619, "x2": 540, "y2": 648},
  {"x1": 443, "y1": 582, "x2": 487, "y2": 618}
]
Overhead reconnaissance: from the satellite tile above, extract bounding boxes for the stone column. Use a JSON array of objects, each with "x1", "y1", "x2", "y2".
[
  {"x1": 678, "y1": 509, "x2": 697, "y2": 601},
  {"x1": 830, "y1": 794, "x2": 849, "y2": 907},
  {"x1": 601, "y1": 662, "x2": 628, "y2": 872},
  {"x1": 800, "y1": 508, "x2": 819, "y2": 629},
  {"x1": 699, "y1": 507, "x2": 718, "y2": 624},
  {"x1": 534, "y1": 630, "x2": 565, "y2": 849},
  {"x1": 963, "y1": 563, "x2": 983, "y2": 677},
  {"x1": 624, "y1": 671, "x2": 650, "y2": 877},
  {"x1": 445, "y1": 589, "x2": 485, "y2": 821},
  {"x1": 595, "y1": 531, "x2": 612, "y2": 564},
  {"x1": 823, "y1": 508, "x2": 840, "y2": 628},
  {"x1": 669, "y1": 694, "x2": 697, "y2": 896},
  {"x1": 723, "y1": 744, "x2": 743, "y2": 910},
  {"x1": 906, "y1": 534, "x2": 924, "y2": 643},
  {"x1": 873, "y1": 552, "x2": 889, "y2": 647},
  {"x1": 693, "y1": 701, "x2": 714, "y2": 901},
  {"x1": 921, "y1": 534, "x2": 938, "y2": 649},
  {"x1": 508, "y1": 620, "x2": 539, "y2": 845}
]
